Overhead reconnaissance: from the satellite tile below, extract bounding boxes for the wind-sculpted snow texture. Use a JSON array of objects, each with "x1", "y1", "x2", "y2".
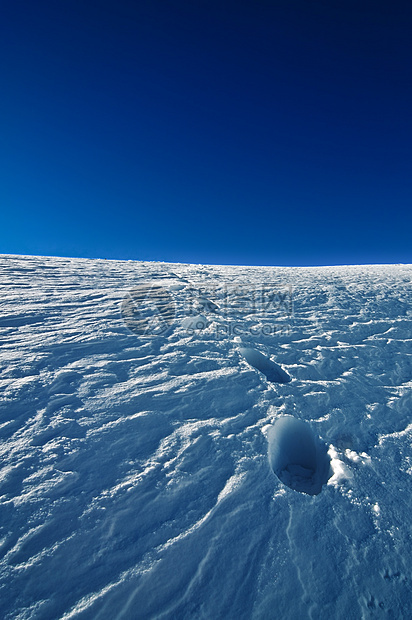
[{"x1": 0, "y1": 255, "x2": 411, "y2": 619}]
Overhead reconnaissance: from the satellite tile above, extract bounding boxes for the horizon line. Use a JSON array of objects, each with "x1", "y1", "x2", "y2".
[{"x1": 1, "y1": 251, "x2": 410, "y2": 270}]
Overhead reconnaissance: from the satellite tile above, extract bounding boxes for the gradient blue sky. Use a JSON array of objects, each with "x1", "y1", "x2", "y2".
[{"x1": 2, "y1": 0, "x2": 411, "y2": 266}]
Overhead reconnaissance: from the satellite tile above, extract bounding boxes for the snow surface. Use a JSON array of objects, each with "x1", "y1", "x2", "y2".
[{"x1": 0, "y1": 254, "x2": 411, "y2": 619}]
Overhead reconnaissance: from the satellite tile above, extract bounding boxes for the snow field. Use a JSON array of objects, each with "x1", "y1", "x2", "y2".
[{"x1": 0, "y1": 255, "x2": 411, "y2": 618}]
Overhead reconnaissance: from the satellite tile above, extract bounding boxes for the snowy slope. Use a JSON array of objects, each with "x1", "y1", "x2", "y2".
[{"x1": 0, "y1": 254, "x2": 411, "y2": 619}]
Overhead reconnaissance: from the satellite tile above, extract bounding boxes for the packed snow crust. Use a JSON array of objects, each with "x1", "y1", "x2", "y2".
[{"x1": 0, "y1": 254, "x2": 411, "y2": 619}]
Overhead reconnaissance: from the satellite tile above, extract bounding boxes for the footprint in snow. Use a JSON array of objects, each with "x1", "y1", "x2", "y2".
[
  {"x1": 268, "y1": 416, "x2": 331, "y2": 496},
  {"x1": 239, "y1": 347, "x2": 291, "y2": 384}
]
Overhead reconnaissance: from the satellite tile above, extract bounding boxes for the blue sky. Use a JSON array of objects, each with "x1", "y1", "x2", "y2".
[{"x1": 1, "y1": 0, "x2": 411, "y2": 266}]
